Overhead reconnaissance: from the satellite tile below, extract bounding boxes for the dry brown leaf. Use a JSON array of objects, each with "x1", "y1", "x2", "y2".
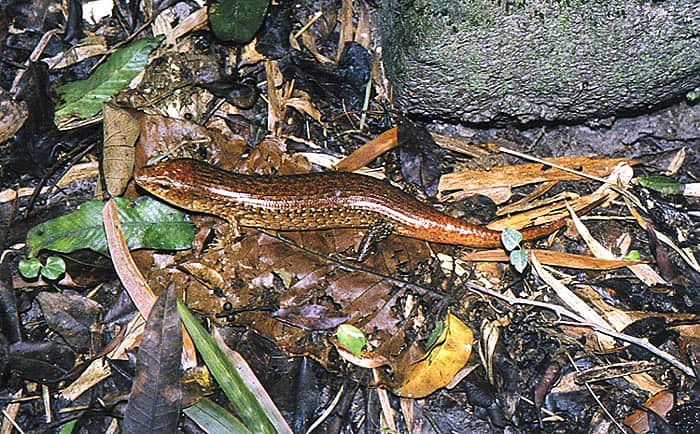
[
  {"x1": 374, "y1": 369, "x2": 398, "y2": 432},
  {"x1": 336, "y1": 0, "x2": 354, "y2": 63},
  {"x1": 488, "y1": 191, "x2": 606, "y2": 230},
  {"x1": 531, "y1": 254, "x2": 666, "y2": 394},
  {"x1": 531, "y1": 253, "x2": 618, "y2": 347},
  {"x1": 429, "y1": 133, "x2": 497, "y2": 159},
  {"x1": 565, "y1": 201, "x2": 667, "y2": 286},
  {"x1": 265, "y1": 60, "x2": 285, "y2": 135},
  {"x1": 236, "y1": 136, "x2": 312, "y2": 175},
  {"x1": 60, "y1": 316, "x2": 146, "y2": 402},
  {"x1": 239, "y1": 38, "x2": 266, "y2": 67},
  {"x1": 624, "y1": 390, "x2": 674, "y2": 434},
  {"x1": 400, "y1": 398, "x2": 415, "y2": 434},
  {"x1": 299, "y1": 30, "x2": 334, "y2": 64},
  {"x1": 286, "y1": 92, "x2": 323, "y2": 123},
  {"x1": 664, "y1": 147, "x2": 686, "y2": 176},
  {"x1": 354, "y1": 0, "x2": 371, "y2": 49},
  {"x1": 496, "y1": 182, "x2": 566, "y2": 216},
  {"x1": 148, "y1": 222, "x2": 434, "y2": 364},
  {"x1": 134, "y1": 110, "x2": 246, "y2": 170},
  {"x1": 173, "y1": 7, "x2": 209, "y2": 39},
  {"x1": 43, "y1": 36, "x2": 107, "y2": 69},
  {"x1": 0, "y1": 90, "x2": 27, "y2": 143},
  {"x1": 570, "y1": 285, "x2": 635, "y2": 331},
  {"x1": 103, "y1": 103, "x2": 139, "y2": 196}
]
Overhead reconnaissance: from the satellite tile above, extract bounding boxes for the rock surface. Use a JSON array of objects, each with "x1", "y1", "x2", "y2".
[{"x1": 380, "y1": 0, "x2": 700, "y2": 125}]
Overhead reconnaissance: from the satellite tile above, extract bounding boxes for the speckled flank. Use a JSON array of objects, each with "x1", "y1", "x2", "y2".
[{"x1": 135, "y1": 159, "x2": 561, "y2": 248}]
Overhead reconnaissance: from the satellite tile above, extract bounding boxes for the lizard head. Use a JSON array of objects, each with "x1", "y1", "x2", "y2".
[{"x1": 134, "y1": 158, "x2": 198, "y2": 209}]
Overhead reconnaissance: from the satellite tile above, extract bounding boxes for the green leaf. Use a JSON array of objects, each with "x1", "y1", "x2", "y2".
[
  {"x1": 637, "y1": 176, "x2": 681, "y2": 195},
  {"x1": 424, "y1": 320, "x2": 445, "y2": 351},
  {"x1": 19, "y1": 258, "x2": 41, "y2": 279},
  {"x1": 177, "y1": 301, "x2": 277, "y2": 434},
  {"x1": 209, "y1": 0, "x2": 269, "y2": 43},
  {"x1": 40, "y1": 256, "x2": 66, "y2": 280},
  {"x1": 184, "y1": 398, "x2": 251, "y2": 434},
  {"x1": 509, "y1": 249, "x2": 529, "y2": 273},
  {"x1": 623, "y1": 250, "x2": 641, "y2": 261},
  {"x1": 336, "y1": 324, "x2": 366, "y2": 357},
  {"x1": 26, "y1": 197, "x2": 195, "y2": 257},
  {"x1": 58, "y1": 419, "x2": 77, "y2": 434},
  {"x1": 54, "y1": 37, "x2": 163, "y2": 126},
  {"x1": 501, "y1": 228, "x2": 523, "y2": 251}
]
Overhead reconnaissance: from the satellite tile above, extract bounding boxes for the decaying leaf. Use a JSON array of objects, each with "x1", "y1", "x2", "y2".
[
  {"x1": 123, "y1": 286, "x2": 183, "y2": 433},
  {"x1": 36, "y1": 291, "x2": 101, "y2": 352},
  {"x1": 461, "y1": 249, "x2": 644, "y2": 270},
  {"x1": 438, "y1": 156, "x2": 637, "y2": 203}
]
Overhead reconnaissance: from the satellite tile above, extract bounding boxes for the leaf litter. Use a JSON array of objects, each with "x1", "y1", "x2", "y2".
[{"x1": 1, "y1": 0, "x2": 699, "y2": 433}]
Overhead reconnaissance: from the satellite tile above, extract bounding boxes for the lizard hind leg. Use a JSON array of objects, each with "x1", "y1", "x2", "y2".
[
  {"x1": 210, "y1": 217, "x2": 242, "y2": 250},
  {"x1": 355, "y1": 220, "x2": 394, "y2": 262}
]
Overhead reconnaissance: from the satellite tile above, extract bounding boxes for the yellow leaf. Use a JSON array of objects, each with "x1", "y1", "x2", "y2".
[{"x1": 393, "y1": 313, "x2": 474, "y2": 398}]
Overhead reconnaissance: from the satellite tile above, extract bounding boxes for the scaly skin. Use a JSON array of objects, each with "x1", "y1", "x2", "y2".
[{"x1": 135, "y1": 158, "x2": 563, "y2": 248}]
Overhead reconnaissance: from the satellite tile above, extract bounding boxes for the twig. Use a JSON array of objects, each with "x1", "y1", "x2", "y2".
[{"x1": 464, "y1": 282, "x2": 695, "y2": 378}]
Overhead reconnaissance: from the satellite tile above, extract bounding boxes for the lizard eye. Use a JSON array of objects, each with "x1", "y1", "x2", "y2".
[{"x1": 155, "y1": 181, "x2": 171, "y2": 192}]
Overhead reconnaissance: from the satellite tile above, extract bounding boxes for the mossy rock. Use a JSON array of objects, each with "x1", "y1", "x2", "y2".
[{"x1": 380, "y1": 0, "x2": 700, "y2": 125}]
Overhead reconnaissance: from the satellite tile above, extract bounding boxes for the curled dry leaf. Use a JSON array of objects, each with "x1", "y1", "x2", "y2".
[
  {"x1": 336, "y1": 0, "x2": 354, "y2": 63},
  {"x1": 103, "y1": 103, "x2": 139, "y2": 196}
]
